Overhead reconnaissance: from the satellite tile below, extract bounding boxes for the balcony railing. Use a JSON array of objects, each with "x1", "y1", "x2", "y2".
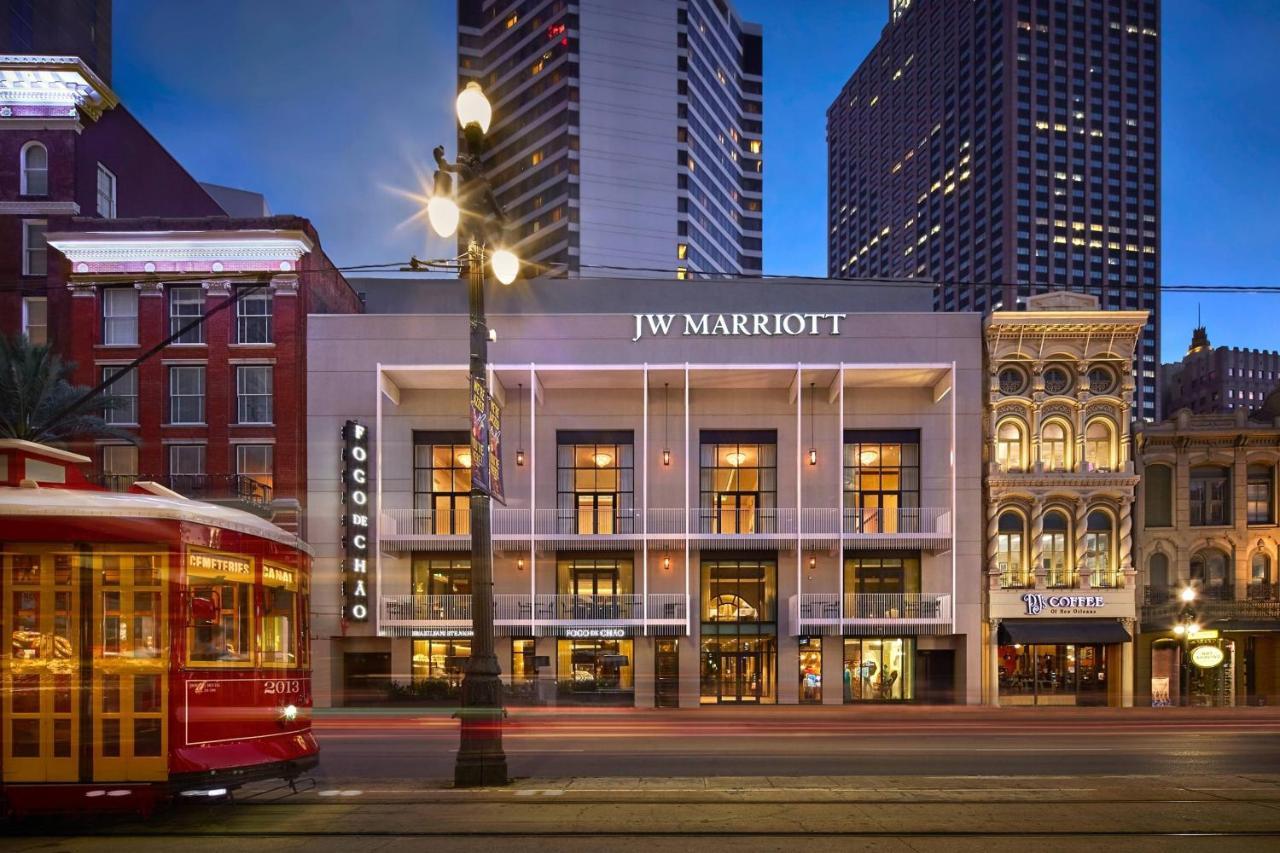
[
  {"x1": 382, "y1": 505, "x2": 952, "y2": 551},
  {"x1": 379, "y1": 593, "x2": 689, "y2": 637},
  {"x1": 792, "y1": 593, "x2": 953, "y2": 636},
  {"x1": 1141, "y1": 584, "x2": 1280, "y2": 626},
  {"x1": 93, "y1": 473, "x2": 273, "y2": 512},
  {"x1": 997, "y1": 568, "x2": 1125, "y2": 590}
]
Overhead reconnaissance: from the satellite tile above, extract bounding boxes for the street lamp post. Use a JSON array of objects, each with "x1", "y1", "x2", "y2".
[
  {"x1": 1172, "y1": 586, "x2": 1199, "y2": 708},
  {"x1": 420, "y1": 81, "x2": 520, "y2": 787}
]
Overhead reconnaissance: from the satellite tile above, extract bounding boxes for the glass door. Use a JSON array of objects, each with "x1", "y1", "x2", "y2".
[
  {"x1": 2, "y1": 548, "x2": 79, "y2": 782},
  {"x1": 92, "y1": 551, "x2": 168, "y2": 781}
]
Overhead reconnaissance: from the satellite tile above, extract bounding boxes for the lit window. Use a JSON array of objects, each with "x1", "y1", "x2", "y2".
[
  {"x1": 505, "y1": 13, "x2": 518, "y2": 27},
  {"x1": 676, "y1": 243, "x2": 687, "y2": 260},
  {"x1": 531, "y1": 150, "x2": 543, "y2": 166},
  {"x1": 748, "y1": 140, "x2": 761, "y2": 154},
  {"x1": 237, "y1": 444, "x2": 274, "y2": 491},
  {"x1": 676, "y1": 266, "x2": 688, "y2": 280},
  {"x1": 96, "y1": 163, "x2": 117, "y2": 218},
  {"x1": 20, "y1": 142, "x2": 48, "y2": 196}
]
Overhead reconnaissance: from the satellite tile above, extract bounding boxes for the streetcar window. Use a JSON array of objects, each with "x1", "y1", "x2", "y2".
[
  {"x1": 187, "y1": 550, "x2": 254, "y2": 666},
  {"x1": 261, "y1": 563, "x2": 298, "y2": 667}
]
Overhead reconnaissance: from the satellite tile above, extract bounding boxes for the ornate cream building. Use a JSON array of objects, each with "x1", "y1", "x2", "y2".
[{"x1": 984, "y1": 292, "x2": 1148, "y2": 706}]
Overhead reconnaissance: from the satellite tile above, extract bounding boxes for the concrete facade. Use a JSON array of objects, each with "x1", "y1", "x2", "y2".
[{"x1": 307, "y1": 277, "x2": 984, "y2": 708}]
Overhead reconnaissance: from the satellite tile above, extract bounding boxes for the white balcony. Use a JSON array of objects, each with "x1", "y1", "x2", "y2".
[
  {"x1": 379, "y1": 593, "x2": 689, "y2": 638},
  {"x1": 791, "y1": 592, "x2": 953, "y2": 636},
  {"x1": 379, "y1": 508, "x2": 469, "y2": 552}
]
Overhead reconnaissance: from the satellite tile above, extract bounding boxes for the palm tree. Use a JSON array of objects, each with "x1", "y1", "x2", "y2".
[{"x1": 0, "y1": 335, "x2": 135, "y2": 445}]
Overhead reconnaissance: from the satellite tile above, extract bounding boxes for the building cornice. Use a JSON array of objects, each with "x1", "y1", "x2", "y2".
[
  {"x1": 0, "y1": 200, "x2": 80, "y2": 215},
  {"x1": 0, "y1": 55, "x2": 119, "y2": 121},
  {"x1": 46, "y1": 229, "x2": 315, "y2": 276}
]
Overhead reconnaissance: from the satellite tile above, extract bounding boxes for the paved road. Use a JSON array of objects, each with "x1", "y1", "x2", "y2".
[{"x1": 308, "y1": 705, "x2": 1280, "y2": 781}]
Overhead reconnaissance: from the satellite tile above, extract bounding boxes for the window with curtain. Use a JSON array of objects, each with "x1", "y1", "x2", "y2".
[
  {"x1": 1083, "y1": 510, "x2": 1115, "y2": 587},
  {"x1": 844, "y1": 430, "x2": 920, "y2": 533},
  {"x1": 1083, "y1": 419, "x2": 1114, "y2": 471},
  {"x1": 169, "y1": 286, "x2": 205, "y2": 343},
  {"x1": 700, "y1": 432, "x2": 776, "y2": 534},
  {"x1": 1247, "y1": 464, "x2": 1274, "y2": 525},
  {"x1": 997, "y1": 511, "x2": 1027, "y2": 587},
  {"x1": 1040, "y1": 421, "x2": 1071, "y2": 471},
  {"x1": 102, "y1": 287, "x2": 138, "y2": 345},
  {"x1": 413, "y1": 432, "x2": 470, "y2": 535},
  {"x1": 556, "y1": 431, "x2": 633, "y2": 534},
  {"x1": 1190, "y1": 467, "x2": 1230, "y2": 526},
  {"x1": 995, "y1": 420, "x2": 1025, "y2": 471},
  {"x1": 169, "y1": 365, "x2": 205, "y2": 424},
  {"x1": 236, "y1": 365, "x2": 273, "y2": 424},
  {"x1": 20, "y1": 142, "x2": 48, "y2": 195},
  {"x1": 22, "y1": 220, "x2": 47, "y2": 277},
  {"x1": 1042, "y1": 510, "x2": 1071, "y2": 587},
  {"x1": 236, "y1": 290, "x2": 273, "y2": 344}
]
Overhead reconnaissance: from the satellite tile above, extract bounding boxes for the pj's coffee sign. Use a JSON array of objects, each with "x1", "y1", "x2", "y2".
[
  {"x1": 341, "y1": 420, "x2": 370, "y2": 623},
  {"x1": 1022, "y1": 593, "x2": 1106, "y2": 616},
  {"x1": 632, "y1": 312, "x2": 848, "y2": 342}
]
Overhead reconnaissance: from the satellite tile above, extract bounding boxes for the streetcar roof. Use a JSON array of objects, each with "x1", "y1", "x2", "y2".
[{"x1": 0, "y1": 483, "x2": 312, "y2": 554}]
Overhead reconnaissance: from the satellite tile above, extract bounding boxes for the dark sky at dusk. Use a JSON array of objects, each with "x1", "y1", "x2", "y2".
[{"x1": 114, "y1": 0, "x2": 1280, "y2": 361}]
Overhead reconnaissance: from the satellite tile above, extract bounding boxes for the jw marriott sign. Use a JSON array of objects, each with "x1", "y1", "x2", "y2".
[{"x1": 632, "y1": 312, "x2": 848, "y2": 342}]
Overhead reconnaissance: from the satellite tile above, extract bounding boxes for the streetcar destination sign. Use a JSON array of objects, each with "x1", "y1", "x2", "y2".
[{"x1": 341, "y1": 420, "x2": 370, "y2": 622}]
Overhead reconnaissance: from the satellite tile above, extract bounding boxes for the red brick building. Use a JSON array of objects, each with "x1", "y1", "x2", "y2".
[{"x1": 1, "y1": 55, "x2": 362, "y2": 531}]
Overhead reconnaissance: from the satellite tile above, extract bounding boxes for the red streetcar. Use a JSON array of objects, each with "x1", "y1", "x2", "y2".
[{"x1": 0, "y1": 440, "x2": 317, "y2": 814}]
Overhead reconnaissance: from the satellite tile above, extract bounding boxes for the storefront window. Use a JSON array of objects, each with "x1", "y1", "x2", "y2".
[
  {"x1": 511, "y1": 639, "x2": 536, "y2": 683},
  {"x1": 700, "y1": 636, "x2": 776, "y2": 704},
  {"x1": 187, "y1": 550, "x2": 254, "y2": 666},
  {"x1": 557, "y1": 639, "x2": 633, "y2": 697},
  {"x1": 843, "y1": 638, "x2": 913, "y2": 701},
  {"x1": 844, "y1": 431, "x2": 920, "y2": 532},
  {"x1": 998, "y1": 643, "x2": 1108, "y2": 705},
  {"x1": 412, "y1": 639, "x2": 470, "y2": 686},
  {"x1": 261, "y1": 562, "x2": 299, "y2": 667},
  {"x1": 799, "y1": 637, "x2": 822, "y2": 703}
]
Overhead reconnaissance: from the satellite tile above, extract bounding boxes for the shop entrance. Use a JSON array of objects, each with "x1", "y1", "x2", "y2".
[{"x1": 700, "y1": 636, "x2": 776, "y2": 703}]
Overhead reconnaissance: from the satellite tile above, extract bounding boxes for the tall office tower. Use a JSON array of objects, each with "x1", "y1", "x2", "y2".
[
  {"x1": 0, "y1": 0, "x2": 112, "y2": 83},
  {"x1": 827, "y1": 0, "x2": 1160, "y2": 420},
  {"x1": 458, "y1": 0, "x2": 763, "y2": 278}
]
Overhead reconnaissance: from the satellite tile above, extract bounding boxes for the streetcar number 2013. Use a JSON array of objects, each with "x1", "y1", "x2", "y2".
[{"x1": 263, "y1": 680, "x2": 301, "y2": 695}]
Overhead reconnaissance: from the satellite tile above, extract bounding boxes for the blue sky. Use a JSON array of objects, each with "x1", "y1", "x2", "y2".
[{"x1": 114, "y1": 0, "x2": 1280, "y2": 361}]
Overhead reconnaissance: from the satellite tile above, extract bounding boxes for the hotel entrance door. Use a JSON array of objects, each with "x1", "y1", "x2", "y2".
[{"x1": 700, "y1": 637, "x2": 776, "y2": 703}]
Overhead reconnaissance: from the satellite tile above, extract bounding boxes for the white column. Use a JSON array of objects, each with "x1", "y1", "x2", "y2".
[
  {"x1": 837, "y1": 364, "x2": 845, "y2": 613},
  {"x1": 683, "y1": 363, "x2": 691, "y2": 636},
  {"x1": 529, "y1": 365, "x2": 536, "y2": 612},
  {"x1": 374, "y1": 364, "x2": 383, "y2": 637},
  {"x1": 795, "y1": 364, "x2": 803, "y2": 598},
  {"x1": 642, "y1": 365, "x2": 649, "y2": 632}
]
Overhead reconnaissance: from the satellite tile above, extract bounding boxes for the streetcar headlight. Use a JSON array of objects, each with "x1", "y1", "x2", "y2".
[{"x1": 280, "y1": 704, "x2": 299, "y2": 723}]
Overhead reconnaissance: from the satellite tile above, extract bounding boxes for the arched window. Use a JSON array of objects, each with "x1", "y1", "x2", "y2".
[
  {"x1": 1042, "y1": 510, "x2": 1070, "y2": 587},
  {"x1": 1145, "y1": 464, "x2": 1173, "y2": 527},
  {"x1": 1084, "y1": 419, "x2": 1115, "y2": 472},
  {"x1": 995, "y1": 419, "x2": 1026, "y2": 471},
  {"x1": 1149, "y1": 552, "x2": 1169, "y2": 590},
  {"x1": 1190, "y1": 549, "x2": 1231, "y2": 600},
  {"x1": 1083, "y1": 510, "x2": 1115, "y2": 586},
  {"x1": 1041, "y1": 420, "x2": 1072, "y2": 472},
  {"x1": 1250, "y1": 553, "x2": 1272, "y2": 596},
  {"x1": 20, "y1": 141, "x2": 48, "y2": 196},
  {"x1": 997, "y1": 511, "x2": 1026, "y2": 586}
]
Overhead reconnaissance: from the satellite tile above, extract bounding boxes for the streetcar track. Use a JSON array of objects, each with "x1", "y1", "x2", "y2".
[{"x1": 6, "y1": 829, "x2": 1280, "y2": 839}]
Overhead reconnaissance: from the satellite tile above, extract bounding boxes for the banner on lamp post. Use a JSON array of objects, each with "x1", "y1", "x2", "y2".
[{"x1": 470, "y1": 377, "x2": 505, "y2": 504}]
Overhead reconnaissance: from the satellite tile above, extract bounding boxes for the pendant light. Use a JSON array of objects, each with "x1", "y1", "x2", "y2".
[
  {"x1": 516, "y1": 381, "x2": 525, "y2": 466},
  {"x1": 807, "y1": 381, "x2": 818, "y2": 466}
]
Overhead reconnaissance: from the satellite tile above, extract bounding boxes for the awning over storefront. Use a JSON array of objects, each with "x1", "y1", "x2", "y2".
[{"x1": 998, "y1": 620, "x2": 1131, "y2": 645}]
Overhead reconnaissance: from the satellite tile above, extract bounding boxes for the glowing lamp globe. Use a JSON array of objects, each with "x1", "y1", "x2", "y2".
[
  {"x1": 427, "y1": 195, "x2": 460, "y2": 238},
  {"x1": 456, "y1": 82, "x2": 492, "y2": 133},
  {"x1": 491, "y1": 248, "x2": 519, "y2": 285}
]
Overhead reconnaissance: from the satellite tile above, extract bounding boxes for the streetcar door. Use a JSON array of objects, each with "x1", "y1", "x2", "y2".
[
  {"x1": 1, "y1": 548, "x2": 80, "y2": 782},
  {"x1": 91, "y1": 551, "x2": 169, "y2": 781}
]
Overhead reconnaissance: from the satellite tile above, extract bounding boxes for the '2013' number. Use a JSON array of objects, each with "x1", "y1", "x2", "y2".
[{"x1": 263, "y1": 680, "x2": 301, "y2": 695}]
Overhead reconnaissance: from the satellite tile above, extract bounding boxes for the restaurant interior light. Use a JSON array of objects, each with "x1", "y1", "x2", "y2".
[{"x1": 458, "y1": 451, "x2": 472, "y2": 468}]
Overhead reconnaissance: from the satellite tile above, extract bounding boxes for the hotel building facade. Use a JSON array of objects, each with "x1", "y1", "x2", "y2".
[{"x1": 307, "y1": 278, "x2": 984, "y2": 707}]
